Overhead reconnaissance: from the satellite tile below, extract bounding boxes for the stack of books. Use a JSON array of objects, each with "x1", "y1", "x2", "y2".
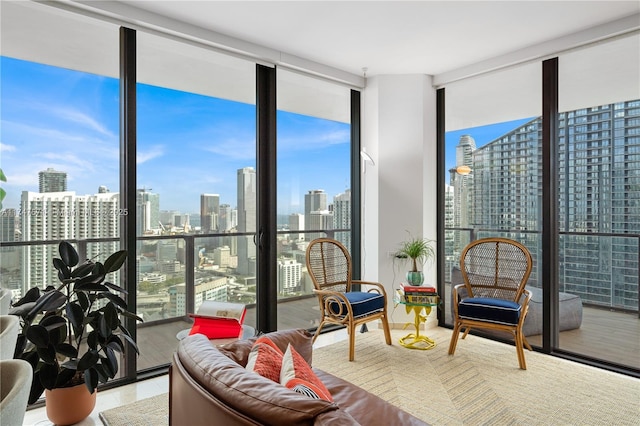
[
  {"x1": 188, "y1": 301, "x2": 247, "y2": 339},
  {"x1": 399, "y1": 283, "x2": 439, "y2": 305}
]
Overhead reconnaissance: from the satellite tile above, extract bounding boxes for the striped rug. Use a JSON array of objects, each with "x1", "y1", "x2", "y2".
[{"x1": 311, "y1": 327, "x2": 640, "y2": 426}]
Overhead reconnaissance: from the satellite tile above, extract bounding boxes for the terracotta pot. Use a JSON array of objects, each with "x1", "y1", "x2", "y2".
[{"x1": 45, "y1": 383, "x2": 96, "y2": 426}]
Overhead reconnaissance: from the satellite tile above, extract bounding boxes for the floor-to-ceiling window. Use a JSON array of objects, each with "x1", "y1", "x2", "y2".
[
  {"x1": 441, "y1": 62, "x2": 541, "y2": 327},
  {"x1": 440, "y1": 32, "x2": 640, "y2": 374},
  {"x1": 1, "y1": 0, "x2": 363, "y2": 389},
  {"x1": 556, "y1": 34, "x2": 640, "y2": 369},
  {"x1": 275, "y1": 69, "x2": 352, "y2": 330},
  {"x1": 135, "y1": 30, "x2": 257, "y2": 370}
]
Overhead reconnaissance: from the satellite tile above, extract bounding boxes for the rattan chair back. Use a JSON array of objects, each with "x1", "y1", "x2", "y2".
[
  {"x1": 306, "y1": 238, "x2": 352, "y2": 293},
  {"x1": 460, "y1": 237, "x2": 532, "y2": 302}
]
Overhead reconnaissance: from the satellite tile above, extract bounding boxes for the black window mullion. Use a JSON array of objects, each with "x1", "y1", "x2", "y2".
[
  {"x1": 542, "y1": 57, "x2": 560, "y2": 352},
  {"x1": 255, "y1": 64, "x2": 277, "y2": 333},
  {"x1": 119, "y1": 26, "x2": 137, "y2": 378}
]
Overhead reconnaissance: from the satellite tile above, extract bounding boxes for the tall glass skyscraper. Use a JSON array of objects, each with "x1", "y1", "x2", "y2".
[{"x1": 236, "y1": 167, "x2": 256, "y2": 275}]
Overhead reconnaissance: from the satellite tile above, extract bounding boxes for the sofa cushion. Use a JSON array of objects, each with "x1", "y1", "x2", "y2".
[
  {"x1": 329, "y1": 292, "x2": 384, "y2": 318},
  {"x1": 281, "y1": 344, "x2": 333, "y2": 402},
  {"x1": 218, "y1": 328, "x2": 314, "y2": 367},
  {"x1": 178, "y1": 333, "x2": 339, "y2": 424},
  {"x1": 458, "y1": 297, "x2": 522, "y2": 325},
  {"x1": 246, "y1": 340, "x2": 283, "y2": 382}
]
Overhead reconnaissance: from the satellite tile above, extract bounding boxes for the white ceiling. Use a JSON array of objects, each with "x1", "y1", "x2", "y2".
[{"x1": 114, "y1": 1, "x2": 640, "y2": 79}]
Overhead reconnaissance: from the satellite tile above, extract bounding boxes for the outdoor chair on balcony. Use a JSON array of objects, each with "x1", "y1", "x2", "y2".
[
  {"x1": 306, "y1": 238, "x2": 392, "y2": 361},
  {"x1": 448, "y1": 237, "x2": 534, "y2": 369}
]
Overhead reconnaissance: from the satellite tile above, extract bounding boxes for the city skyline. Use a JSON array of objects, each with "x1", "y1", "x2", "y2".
[{"x1": 0, "y1": 56, "x2": 350, "y2": 214}]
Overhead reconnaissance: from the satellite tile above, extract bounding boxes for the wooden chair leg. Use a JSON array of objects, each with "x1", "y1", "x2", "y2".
[
  {"x1": 348, "y1": 322, "x2": 356, "y2": 361},
  {"x1": 381, "y1": 315, "x2": 392, "y2": 345},
  {"x1": 515, "y1": 330, "x2": 527, "y2": 370},
  {"x1": 312, "y1": 322, "x2": 325, "y2": 343},
  {"x1": 448, "y1": 321, "x2": 462, "y2": 355}
]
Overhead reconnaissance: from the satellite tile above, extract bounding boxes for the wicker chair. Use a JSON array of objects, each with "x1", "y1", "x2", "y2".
[
  {"x1": 448, "y1": 237, "x2": 533, "y2": 369},
  {"x1": 306, "y1": 238, "x2": 392, "y2": 361}
]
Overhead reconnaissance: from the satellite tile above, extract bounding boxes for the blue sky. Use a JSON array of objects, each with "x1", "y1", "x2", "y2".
[{"x1": 0, "y1": 56, "x2": 350, "y2": 215}]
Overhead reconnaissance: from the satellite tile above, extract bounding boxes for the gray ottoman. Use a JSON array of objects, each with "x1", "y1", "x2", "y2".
[{"x1": 450, "y1": 267, "x2": 583, "y2": 336}]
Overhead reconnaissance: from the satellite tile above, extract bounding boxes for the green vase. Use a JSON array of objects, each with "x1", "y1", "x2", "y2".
[{"x1": 406, "y1": 271, "x2": 424, "y2": 286}]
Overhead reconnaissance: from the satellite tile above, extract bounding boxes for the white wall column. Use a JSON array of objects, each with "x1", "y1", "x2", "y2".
[{"x1": 362, "y1": 74, "x2": 438, "y2": 327}]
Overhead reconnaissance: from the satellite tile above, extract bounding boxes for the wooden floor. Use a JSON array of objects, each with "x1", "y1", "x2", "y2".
[{"x1": 135, "y1": 296, "x2": 639, "y2": 372}]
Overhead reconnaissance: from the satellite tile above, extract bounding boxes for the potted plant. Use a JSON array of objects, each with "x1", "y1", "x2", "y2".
[
  {"x1": 10, "y1": 241, "x2": 142, "y2": 425},
  {"x1": 394, "y1": 233, "x2": 436, "y2": 286}
]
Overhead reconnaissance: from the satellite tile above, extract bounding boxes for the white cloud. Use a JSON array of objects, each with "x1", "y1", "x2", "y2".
[
  {"x1": 138, "y1": 145, "x2": 165, "y2": 164},
  {"x1": 0, "y1": 143, "x2": 17, "y2": 152}
]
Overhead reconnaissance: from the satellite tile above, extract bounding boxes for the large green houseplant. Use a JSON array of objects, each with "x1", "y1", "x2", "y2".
[
  {"x1": 394, "y1": 233, "x2": 436, "y2": 286},
  {"x1": 11, "y1": 241, "x2": 142, "y2": 406}
]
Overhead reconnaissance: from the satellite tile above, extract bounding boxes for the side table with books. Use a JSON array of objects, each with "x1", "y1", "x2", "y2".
[{"x1": 393, "y1": 283, "x2": 440, "y2": 350}]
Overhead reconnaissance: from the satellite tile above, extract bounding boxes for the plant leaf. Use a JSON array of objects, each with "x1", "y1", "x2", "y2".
[
  {"x1": 26, "y1": 324, "x2": 50, "y2": 348},
  {"x1": 120, "y1": 310, "x2": 144, "y2": 323},
  {"x1": 104, "y1": 347, "x2": 118, "y2": 378},
  {"x1": 84, "y1": 369, "x2": 98, "y2": 394},
  {"x1": 106, "y1": 335, "x2": 124, "y2": 353},
  {"x1": 70, "y1": 261, "x2": 96, "y2": 278},
  {"x1": 55, "y1": 368, "x2": 77, "y2": 388},
  {"x1": 27, "y1": 290, "x2": 66, "y2": 321},
  {"x1": 77, "y1": 350, "x2": 99, "y2": 371},
  {"x1": 40, "y1": 315, "x2": 67, "y2": 345},
  {"x1": 74, "y1": 282, "x2": 110, "y2": 292},
  {"x1": 11, "y1": 287, "x2": 41, "y2": 307},
  {"x1": 55, "y1": 343, "x2": 78, "y2": 359},
  {"x1": 37, "y1": 343, "x2": 57, "y2": 365},
  {"x1": 100, "y1": 292, "x2": 128, "y2": 311},
  {"x1": 104, "y1": 302, "x2": 120, "y2": 330},
  {"x1": 103, "y1": 250, "x2": 127, "y2": 273},
  {"x1": 102, "y1": 281, "x2": 128, "y2": 295},
  {"x1": 39, "y1": 362, "x2": 59, "y2": 390},
  {"x1": 59, "y1": 241, "x2": 79, "y2": 268},
  {"x1": 76, "y1": 291, "x2": 90, "y2": 311},
  {"x1": 66, "y1": 302, "x2": 84, "y2": 337},
  {"x1": 120, "y1": 332, "x2": 140, "y2": 355},
  {"x1": 29, "y1": 372, "x2": 45, "y2": 405}
]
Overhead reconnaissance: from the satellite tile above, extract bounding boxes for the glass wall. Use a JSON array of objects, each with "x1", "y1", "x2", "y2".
[
  {"x1": 557, "y1": 34, "x2": 640, "y2": 368},
  {"x1": 276, "y1": 69, "x2": 352, "y2": 329},
  {"x1": 0, "y1": 1, "x2": 120, "y2": 318},
  {"x1": 442, "y1": 33, "x2": 640, "y2": 372},
  {"x1": 442, "y1": 63, "x2": 541, "y2": 325},
  {"x1": 135, "y1": 31, "x2": 257, "y2": 368}
]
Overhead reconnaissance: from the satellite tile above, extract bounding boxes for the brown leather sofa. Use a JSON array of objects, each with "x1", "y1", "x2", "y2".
[{"x1": 169, "y1": 328, "x2": 427, "y2": 425}]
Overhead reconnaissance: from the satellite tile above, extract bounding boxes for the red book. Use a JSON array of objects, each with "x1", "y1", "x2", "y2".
[
  {"x1": 401, "y1": 283, "x2": 437, "y2": 294},
  {"x1": 188, "y1": 301, "x2": 246, "y2": 339}
]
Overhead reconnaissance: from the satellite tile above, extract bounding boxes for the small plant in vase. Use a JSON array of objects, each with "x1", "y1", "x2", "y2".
[
  {"x1": 10, "y1": 241, "x2": 142, "y2": 424},
  {"x1": 394, "y1": 233, "x2": 435, "y2": 286}
]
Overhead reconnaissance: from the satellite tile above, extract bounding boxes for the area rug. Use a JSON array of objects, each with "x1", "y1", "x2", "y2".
[
  {"x1": 100, "y1": 327, "x2": 640, "y2": 426},
  {"x1": 311, "y1": 327, "x2": 640, "y2": 426},
  {"x1": 99, "y1": 393, "x2": 168, "y2": 426}
]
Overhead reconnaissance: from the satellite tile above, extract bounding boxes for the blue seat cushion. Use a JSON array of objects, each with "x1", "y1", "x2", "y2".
[
  {"x1": 458, "y1": 297, "x2": 521, "y2": 325},
  {"x1": 329, "y1": 292, "x2": 385, "y2": 318}
]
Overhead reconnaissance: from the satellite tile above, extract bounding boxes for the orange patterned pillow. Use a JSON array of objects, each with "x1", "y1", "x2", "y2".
[
  {"x1": 280, "y1": 343, "x2": 333, "y2": 402},
  {"x1": 246, "y1": 339, "x2": 283, "y2": 382}
]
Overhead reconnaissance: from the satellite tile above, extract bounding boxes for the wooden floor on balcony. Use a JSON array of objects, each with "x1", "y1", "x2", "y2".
[{"x1": 136, "y1": 296, "x2": 639, "y2": 372}]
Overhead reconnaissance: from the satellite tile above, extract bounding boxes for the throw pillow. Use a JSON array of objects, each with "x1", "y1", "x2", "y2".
[
  {"x1": 246, "y1": 340, "x2": 283, "y2": 382},
  {"x1": 254, "y1": 335, "x2": 284, "y2": 356},
  {"x1": 280, "y1": 343, "x2": 333, "y2": 402},
  {"x1": 285, "y1": 378, "x2": 333, "y2": 401}
]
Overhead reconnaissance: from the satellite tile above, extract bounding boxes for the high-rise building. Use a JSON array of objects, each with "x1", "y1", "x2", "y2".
[
  {"x1": 137, "y1": 189, "x2": 160, "y2": 235},
  {"x1": 288, "y1": 213, "x2": 304, "y2": 241},
  {"x1": 218, "y1": 204, "x2": 233, "y2": 232},
  {"x1": 333, "y1": 189, "x2": 351, "y2": 251},
  {"x1": 38, "y1": 168, "x2": 67, "y2": 193},
  {"x1": 20, "y1": 190, "x2": 120, "y2": 294},
  {"x1": 305, "y1": 189, "x2": 327, "y2": 241},
  {"x1": 277, "y1": 258, "x2": 301, "y2": 295},
  {"x1": 466, "y1": 99, "x2": 640, "y2": 310},
  {"x1": 200, "y1": 194, "x2": 220, "y2": 233},
  {"x1": 237, "y1": 167, "x2": 256, "y2": 275}
]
